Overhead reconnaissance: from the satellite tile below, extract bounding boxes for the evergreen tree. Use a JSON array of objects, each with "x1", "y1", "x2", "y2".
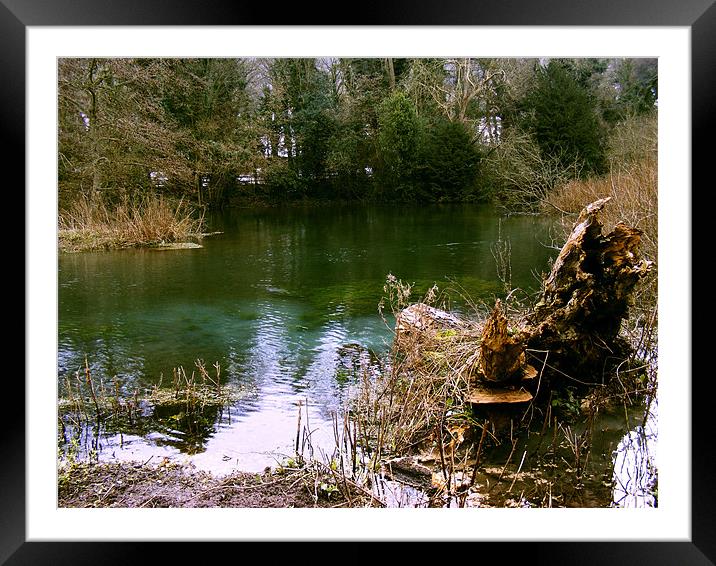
[
  {"x1": 258, "y1": 58, "x2": 339, "y2": 198},
  {"x1": 375, "y1": 91, "x2": 421, "y2": 199},
  {"x1": 613, "y1": 58, "x2": 658, "y2": 116},
  {"x1": 59, "y1": 56, "x2": 655, "y2": 208},
  {"x1": 159, "y1": 58, "x2": 255, "y2": 204},
  {"x1": 520, "y1": 60, "x2": 608, "y2": 176},
  {"x1": 417, "y1": 118, "x2": 482, "y2": 201}
]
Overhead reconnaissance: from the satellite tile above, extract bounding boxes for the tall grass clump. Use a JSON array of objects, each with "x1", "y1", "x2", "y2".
[
  {"x1": 58, "y1": 192, "x2": 205, "y2": 252},
  {"x1": 546, "y1": 112, "x2": 657, "y2": 263},
  {"x1": 349, "y1": 277, "x2": 487, "y2": 466},
  {"x1": 58, "y1": 358, "x2": 232, "y2": 429}
]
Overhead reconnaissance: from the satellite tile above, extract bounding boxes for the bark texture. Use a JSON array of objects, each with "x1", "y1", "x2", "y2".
[
  {"x1": 525, "y1": 197, "x2": 653, "y2": 375},
  {"x1": 479, "y1": 299, "x2": 527, "y2": 382},
  {"x1": 476, "y1": 197, "x2": 653, "y2": 383}
]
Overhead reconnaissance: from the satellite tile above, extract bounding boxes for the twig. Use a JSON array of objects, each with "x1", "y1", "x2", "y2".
[
  {"x1": 470, "y1": 420, "x2": 489, "y2": 486},
  {"x1": 508, "y1": 450, "x2": 527, "y2": 493}
]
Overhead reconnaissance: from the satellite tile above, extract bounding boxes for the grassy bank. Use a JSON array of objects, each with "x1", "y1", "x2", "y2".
[{"x1": 58, "y1": 193, "x2": 205, "y2": 252}]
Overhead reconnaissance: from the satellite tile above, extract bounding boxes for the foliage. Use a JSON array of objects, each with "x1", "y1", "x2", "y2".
[
  {"x1": 485, "y1": 127, "x2": 583, "y2": 212},
  {"x1": 519, "y1": 60, "x2": 608, "y2": 177},
  {"x1": 547, "y1": 111, "x2": 657, "y2": 262},
  {"x1": 58, "y1": 57, "x2": 656, "y2": 209},
  {"x1": 58, "y1": 58, "x2": 191, "y2": 202},
  {"x1": 416, "y1": 117, "x2": 483, "y2": 201},
  {"x1": 612, "y1": 59, "x2": 658, "y2": 118},
  {"x1": 375, "y1": 91, "x2": 421, "y2": 199}
]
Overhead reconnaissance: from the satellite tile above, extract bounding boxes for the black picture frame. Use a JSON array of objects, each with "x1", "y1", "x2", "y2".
[{"x1": 11, "y1": 0, "x2": 708, "y2": 563}]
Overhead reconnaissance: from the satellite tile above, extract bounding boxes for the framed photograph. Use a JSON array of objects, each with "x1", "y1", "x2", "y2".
[{"x1": 14, "y1": 0, "x2": 708, "y2": 562}]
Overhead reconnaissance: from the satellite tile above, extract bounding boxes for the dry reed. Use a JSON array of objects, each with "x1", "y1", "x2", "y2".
[
  {"x1": 358, "y1": 276, "x2": 488, "y2": 466},
  {"x1": 59, "y1": 192, "x2": 205, "y2": 252},
  {"x1": 546, "y1": 155, "x2": 657, "y2": 263}
]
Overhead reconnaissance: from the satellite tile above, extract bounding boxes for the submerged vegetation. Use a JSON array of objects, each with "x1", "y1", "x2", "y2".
[{"x1": 59, "y1": 358, "x2": 255, "y2": 456}]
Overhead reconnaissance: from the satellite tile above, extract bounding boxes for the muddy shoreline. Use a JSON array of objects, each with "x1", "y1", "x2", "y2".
[{"x1": 58, "y1": 459, "x2": 372, "y2": 508}]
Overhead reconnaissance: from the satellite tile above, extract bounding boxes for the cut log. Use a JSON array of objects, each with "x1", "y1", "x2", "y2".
[
  {"x1": 383, "y1": 456, "x2": 433, "y2": 488},
  {"x1": 467, "y1": 387, "x2": 533, "y2": 405},
  {"x1": 395, "y1": 303, "x2": 462, "y2": 333}
]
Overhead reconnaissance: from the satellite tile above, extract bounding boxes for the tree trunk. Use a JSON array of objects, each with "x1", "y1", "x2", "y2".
[
  {"x1": 87, "y1": 59, "x2": 102, "y2": 196},
  {"x1": 385, "y1": 58, "x2": 396, "y2": 91}
]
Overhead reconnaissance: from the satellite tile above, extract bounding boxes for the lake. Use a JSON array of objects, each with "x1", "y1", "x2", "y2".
[{"x1": 58, "y1": 202, "x2": 656, "y2": 507}]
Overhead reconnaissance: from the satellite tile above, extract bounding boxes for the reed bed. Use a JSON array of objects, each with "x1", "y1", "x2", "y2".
[
  {"x1": 546, "y1": 156, "x2": 657, "y2": 262},
  {"x1": 58, "y1": 193, "x2": 205, "y2": 252}
]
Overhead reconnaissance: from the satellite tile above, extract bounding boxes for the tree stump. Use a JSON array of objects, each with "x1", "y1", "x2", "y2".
[
  {"x1": 393, "y1": 198, "x2": 653, "y2": 390},
  {"x1": 525, "y1": 197, "x2": 653, "y2": 376},
  {"x1": 479, "y1": 299, "x2": 528, "y2": 382}
]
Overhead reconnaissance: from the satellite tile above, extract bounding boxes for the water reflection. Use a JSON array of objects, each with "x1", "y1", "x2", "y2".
[
  {"x1": 612, "y1": 397, "x2": 658, "y2": 507},
  {"x1": 59, "y1": 297, "x2": 386, "y2": 472},
  {"x1": 65, "y1": 204, "x2": 658, "y2": 490}
]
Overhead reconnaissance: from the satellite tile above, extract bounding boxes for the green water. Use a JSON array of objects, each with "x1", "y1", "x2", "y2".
[
  {"x1": 59, "y1": 203, "x2": 555, "y2": 393},
  {"x1": 58, "y1": 203, "x2": 558, "y2": 472}
]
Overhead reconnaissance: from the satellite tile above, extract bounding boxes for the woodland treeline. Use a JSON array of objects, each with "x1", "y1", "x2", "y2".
[{"x1": 58, "y1": 57, "x2": 657, "y2": 209}]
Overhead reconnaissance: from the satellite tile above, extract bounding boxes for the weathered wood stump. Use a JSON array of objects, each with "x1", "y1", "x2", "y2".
[
  {"x1": 525, "y1": 197, "x2": 653, "y2": 376},
  {"x1": 479, "y1": 299, "x2": 528, "y2": 382},
  {"x1": 394, "y1": 197, "x2": 653, "y2": 391}
]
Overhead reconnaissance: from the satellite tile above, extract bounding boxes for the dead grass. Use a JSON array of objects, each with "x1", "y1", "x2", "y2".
[
  {"x1": 348, "y1": 277, "x2": 491, "y2": 474},
  {"x1": 58, "y1": 459, "x2": 374, "y2": 508},
  {"x1": 546, "y1": 156, "x2": 657, "y2": 263},
  {"x1": 58, "y1": 193, "x2": 205, "y2": 252},
  {"x1": 344, "y1": 193, "x2": 659, "y2": 504}
]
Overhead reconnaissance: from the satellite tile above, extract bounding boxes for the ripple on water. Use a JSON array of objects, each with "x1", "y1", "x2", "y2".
[{"x1": 56, "y1": 205, "x2": 581, "y2": 484}]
